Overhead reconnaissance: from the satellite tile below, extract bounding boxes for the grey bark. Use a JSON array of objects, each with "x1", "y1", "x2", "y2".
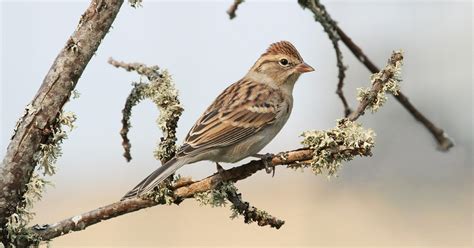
[{"x1": 0, "y1": 0, "x2": 124, "y2": 245}]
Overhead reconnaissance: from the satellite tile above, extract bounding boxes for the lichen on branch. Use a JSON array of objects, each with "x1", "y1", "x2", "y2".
[
  {"x1": 195, "y1": 181, "x2": 285, "y2": 229},
  {"x1": 300, "y1": 119, "x2": 375, "y2": 176},
  {"x1": 108, "y1": 58, "x2": 183, "y2": 163},
  {"x1": 6, "y1": 106, "x2": 77, "y2": 245},
  {"x1": 357, "y1": 51, "x2": 403, "y2": 112},
  {"x1": 5, "y1": 173, "x2": 48, "y2": 244},
  {"x1": 35, "y1": 111, "x2": 77, "y2": 176},
  {"x1": 299, "y1": 50, "x2": 403, "y2": 176}
]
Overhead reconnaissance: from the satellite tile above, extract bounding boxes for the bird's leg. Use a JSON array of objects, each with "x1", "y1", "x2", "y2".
[{"x1": 252, "y1": 153, "x2": 275, "y2": 177}]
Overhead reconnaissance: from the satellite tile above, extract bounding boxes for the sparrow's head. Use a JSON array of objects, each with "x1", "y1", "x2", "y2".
[{"x1": 248, "y1": 41, "x2": 314, "y2": 87}]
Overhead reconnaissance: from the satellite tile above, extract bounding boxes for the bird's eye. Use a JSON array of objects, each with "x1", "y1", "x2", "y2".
[{"x1": 279, "y1": 58, "x2": 289, "y2": 66}]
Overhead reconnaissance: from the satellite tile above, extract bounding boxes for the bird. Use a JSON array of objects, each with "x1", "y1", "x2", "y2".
[{"x1": 122, "y1": 41, "x2": 314, "y2": 200}]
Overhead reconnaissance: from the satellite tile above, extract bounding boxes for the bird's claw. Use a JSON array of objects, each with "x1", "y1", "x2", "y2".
[{"x1": 255, "y1": 153, "x2": 275, "y2": 177}]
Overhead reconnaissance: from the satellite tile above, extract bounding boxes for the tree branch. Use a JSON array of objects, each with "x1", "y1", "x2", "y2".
[
  {"x1": 335, "y1": 26, "x2": 454, "y2": 150},
  {"x1": 298, "y1": 0, "x2": 453, "y2": 151},
  {"x1": 296, "y1": 0, "x2": 350, "y2": 116},
  {"x1": 108, "y1": 58, "x2": 183, "y2": 163},
  {"x1": 226, "y1": 187, "x2": 285, "y2": 229},
  {"x1": 0, "y1": 0, "x2": 124, "y2": 245},
  {"x1": 27, "y1": 148, "x2": 314, "y2": 240},
  {"x1": 28, "y1": 50, "x2": 403, "y2": 242},
  {"x1": 226, "y1": 0, "x2": 244, "y2": 20}
]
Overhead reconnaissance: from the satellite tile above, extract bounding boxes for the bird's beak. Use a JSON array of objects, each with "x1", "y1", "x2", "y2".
[{"x1": 295, "y1": 62, "x2": 315, "y2": 73}]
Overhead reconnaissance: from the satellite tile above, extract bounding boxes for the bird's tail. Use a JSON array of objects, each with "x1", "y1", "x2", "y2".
[{"x1": 121, "y1": 157, "x2": 187, "y2": 200}]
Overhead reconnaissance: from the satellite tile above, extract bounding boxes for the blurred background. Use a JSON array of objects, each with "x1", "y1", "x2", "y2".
[{"x1": 1, "y1": 0, "x2": 472, "y2": 247}]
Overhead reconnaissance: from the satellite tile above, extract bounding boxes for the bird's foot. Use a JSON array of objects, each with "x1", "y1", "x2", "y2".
[{"x1": 253, "y1": 153, "x2": 276, "y2": 177}]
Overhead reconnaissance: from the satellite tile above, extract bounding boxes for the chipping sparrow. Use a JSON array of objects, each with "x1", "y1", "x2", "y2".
[{"x1": 123, "y1": 41, "x2": 314, "y2": 200}]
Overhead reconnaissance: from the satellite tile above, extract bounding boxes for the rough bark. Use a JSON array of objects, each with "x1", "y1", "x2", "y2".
[{"x1": 0, "y1": 0, "x2": 124, "y2": 244}]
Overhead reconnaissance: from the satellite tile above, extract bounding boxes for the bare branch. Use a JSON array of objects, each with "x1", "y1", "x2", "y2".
[
  {"x1": 298, "y1": 0, "x2": 453, "y2": 151},
  {"x1": 227, "y1": 0, "x2": 244, "y2": 20},
  {"x1": 108, "y1": 58, "x2": 162, "y2": 80},
  {"x1": 0, "y1": 0, "x2": 124, "y2": 244},
  {"x1": 298, "y1": 0, "x2": 350, "y2": 116}
]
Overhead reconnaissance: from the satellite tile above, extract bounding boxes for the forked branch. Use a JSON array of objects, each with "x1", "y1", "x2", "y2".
[{"x1": 297, "y1": 0, "x2": 453, "y2": 150}]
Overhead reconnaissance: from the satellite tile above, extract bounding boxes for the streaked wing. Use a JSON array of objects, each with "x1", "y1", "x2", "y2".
[{"x1": 177, "y1": 79, "x2": 285, "y2": 157}]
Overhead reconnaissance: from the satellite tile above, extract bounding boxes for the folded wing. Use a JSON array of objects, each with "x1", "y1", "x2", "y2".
[{"x1": 177, "y1": 79, "x2": 285, "y2": 157}]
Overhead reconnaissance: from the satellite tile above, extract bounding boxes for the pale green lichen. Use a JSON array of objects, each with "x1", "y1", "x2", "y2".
[
  {"x1": 301, "y1": 119, "x2": 375, "y2": 176},
  {"x1": 194, "y1": 182, "x2": 237, "y2": 208},
  {"x1": 5, "y1": 93, "x2": 78, "y2": 246},
  {"x1": 356, "y1": 50, "x2": 403, "y2": 112},
  {"x1": 120, "y1": 67, "x2": 183, "y2": 163},
  {"x1": 143, "y1": 183, "x2": 175, "y2": 205},
  {"x1": 194, "y1": 182, "x2": 284, "y2": 228},
  {"x1": 146, "y1": 70, "x2": 183, "y2": 162},
  {"x1": 71, "y1": 89, "x2": 81, "y2": 99},
  {"x1": 128, "y1": 0, "x2": 142, "y2": 8},
  {"x1": 5, "y1": 173, "x2": 48, "y2": 244},
  {"x1": 35, "y1": 111, "x2": 77, "y2": 176}
]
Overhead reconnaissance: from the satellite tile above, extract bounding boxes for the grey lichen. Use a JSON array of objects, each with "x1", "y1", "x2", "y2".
[
  {"x1": 230, "y1": 205, "x2": 271, "y2": 223},
  {"x1": 357, "y1": 50, "x2": 403, "y2": 112},
  {"x1": 5, "y1": 96, "x2": 77, "y2": 245},
  {"x1": 71, "y1": 89, "x2": 81, "y2": 99},
  {"x1": 114, "y1": 60, "x2": 183, "y2": 163},
  {"x1": 120, "y1": 82, "x2": 148, "y2": 162},
  {"x1": 148, "y1": 70, "x2": 183, "y2": 163},
  {"x1": 226, "y1": 184, "x2": 285, "y2": 229},
  {"x1": 194, "y1": 182, "x2": 285, "y2": 229},
  {"x1": 5, "y1": 173, "x2": 48, "y2": 244},
  {"x1": 35, "y1": 111, "x2": 77, "y2": 176},
  {"x1": 194, "y1": 182, "x2": 237, "y2": 207},
  {"x1": 128, "y1": 0, "x2": 142, "y2": 8},
  {"x1": 301, "y1": 119, "x2": 375, "y2": 176},
  {"x1": 143, "y1": 182, "x2": 175, "y2": 205}
]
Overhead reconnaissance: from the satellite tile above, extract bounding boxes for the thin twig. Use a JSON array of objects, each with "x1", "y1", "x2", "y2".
[
  {"x1": 108, "y1": 58, "x2": 161, "y2": 80},
  {"x1": 226, "y1": 0, "x2": 244, "y2": 20},
  {"x1": 298, "y1": 0, "x2": 351, "y2": 116},
  {"x1": 226, "y1": 189, "x2": 285, "y2": 229},
  {"x1": 119, "y1": 82, "x2": 149, "y2": 162},
  {"x1": 335, "y1": 26, "x2": 454, "y2": 150}
]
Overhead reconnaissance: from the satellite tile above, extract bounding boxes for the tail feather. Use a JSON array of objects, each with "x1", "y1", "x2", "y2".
[{"x1": 122, "y1": 157, "x2": 186, "y2": 200}]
